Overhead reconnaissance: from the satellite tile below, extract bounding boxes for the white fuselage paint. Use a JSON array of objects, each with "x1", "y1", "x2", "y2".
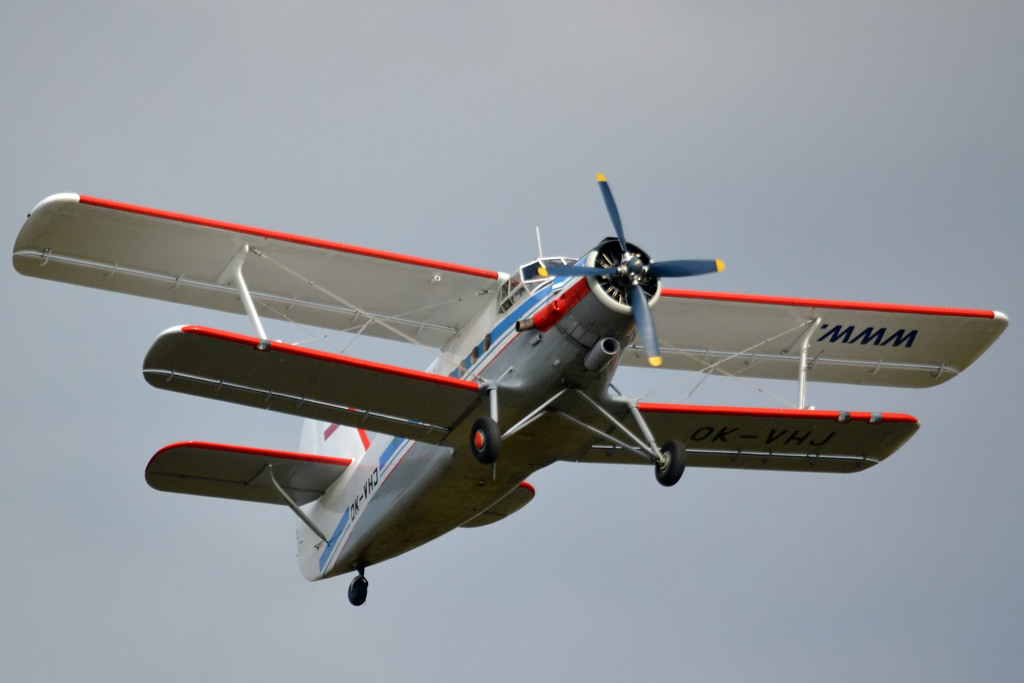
[{"x1": 297, "y1": 264, "x2": 637, "y2": 580}]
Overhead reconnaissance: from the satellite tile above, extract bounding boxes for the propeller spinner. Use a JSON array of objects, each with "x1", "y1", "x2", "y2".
[{"x1": 539, "y1": 174, "x2": 724, "y2": 366}]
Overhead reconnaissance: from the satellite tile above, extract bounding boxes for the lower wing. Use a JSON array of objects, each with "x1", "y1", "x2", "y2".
[
  {"x1": 570, "y1": 401, "x2": 919, "y2": 473},
  {"x1": 143, "y1": 325, "x2": 484, "y2": 443}
]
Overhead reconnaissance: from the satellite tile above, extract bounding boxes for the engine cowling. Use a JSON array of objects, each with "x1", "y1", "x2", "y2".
[
  {"x1": 584, "y1": 237, "x2": 662, "y2": 315},
  {"x1": 535, "y1": 175, "x2": 722, "y2": 366}
]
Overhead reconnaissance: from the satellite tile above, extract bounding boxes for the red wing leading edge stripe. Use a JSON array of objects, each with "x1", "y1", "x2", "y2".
[
  {"x1": 179, "y1": 325, "x2": 480, "y2": 392},
  {"x1": 149, "y1": 441, "x2": 354, "y2": 468},
  {"x1": 661, "y1": 288, "x2": 999, "y2": 319},
  {"x1": 638, "y1": 403, "x2": 918, "y2": 424},
  {"x1": 77, "y1": 195, "x2": 500, "y2": 281}
]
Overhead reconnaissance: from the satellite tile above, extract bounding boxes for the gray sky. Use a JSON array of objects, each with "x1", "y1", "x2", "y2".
[{"x1": 2, "y1": 2, "x2": 1021, "y2": 681}]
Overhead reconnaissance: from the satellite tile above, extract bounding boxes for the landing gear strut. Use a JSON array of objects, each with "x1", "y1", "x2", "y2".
[
  {"x1": 470, "y1": 416, "x2": 501, "y2": 465},
  {"x1": 348, "y1": 566, "x2": 368, "y2": 607},
  {"x1": 655, "y1": 440, "x2": 686, "y2": 487}
]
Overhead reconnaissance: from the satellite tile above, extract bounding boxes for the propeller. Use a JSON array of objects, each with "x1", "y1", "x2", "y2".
[{"x1": 538, "y1": 174, "x2": 724, "y2": 366}]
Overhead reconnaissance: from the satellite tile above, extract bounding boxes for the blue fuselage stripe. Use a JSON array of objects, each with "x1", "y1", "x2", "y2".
[
  {"x1": 453, "y1": 277, "x2": 574, "y2": 379},
  {"x1": 317, "y1": 275, "x2": 579, "y2": 575},
  {"x1": 319, "y1": 507, "x2": 351, "y2": 572},
  {"x1": 378, "y1": 437, "x2": 405, "y2": 471}
]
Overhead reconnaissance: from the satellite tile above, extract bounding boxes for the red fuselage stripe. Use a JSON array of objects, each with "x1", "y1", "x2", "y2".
[
  {"x1": 77, "y1": 195, "x2": 501, "y2": 281},
  {"x1": 322, "y1": 424, "x2": 371, "y2": 452}
]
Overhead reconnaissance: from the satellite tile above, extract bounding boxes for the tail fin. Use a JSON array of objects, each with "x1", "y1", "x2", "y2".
[{"x1": 299, "y1": 419, "x2": 372, "y2": 460}]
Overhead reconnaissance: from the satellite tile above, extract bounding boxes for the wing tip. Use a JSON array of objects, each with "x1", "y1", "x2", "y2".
[{"x1": 22, "y1": 193, "x2": 81, "y2": 223}]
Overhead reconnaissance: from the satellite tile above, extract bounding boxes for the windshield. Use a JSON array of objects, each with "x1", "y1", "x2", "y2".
[{"x1": 498, "y1": 257, "x2": 575, "y2": 312}]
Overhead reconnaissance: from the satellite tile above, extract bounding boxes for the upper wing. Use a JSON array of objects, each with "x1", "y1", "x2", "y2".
[
  {"x1": 13, "y1": 194, "x2": 503, "y2": 347},
  {"x1": 573, "y1": 401, "x2": 919, "y2": 473},
  {"x1": 147, "y1": 441, "x2": 351, "y2": 505},
  {"x1": 143, "y1": 325, "x2": 484, "y2": 443},
  {"x1": 620, "y1": 288, "x2": 1007, "y2": 387}
]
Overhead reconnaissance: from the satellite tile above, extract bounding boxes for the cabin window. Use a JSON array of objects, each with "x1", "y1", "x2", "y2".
[{"x1": 498, "y1": 278, "x2": 524, "y2": 312}]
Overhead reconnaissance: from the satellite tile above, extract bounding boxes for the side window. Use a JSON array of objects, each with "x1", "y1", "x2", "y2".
[{"x1": 498, "y1": 279, "x2": 523, "y2": 312}]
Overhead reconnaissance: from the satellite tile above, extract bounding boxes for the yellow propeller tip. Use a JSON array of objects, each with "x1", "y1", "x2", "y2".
[
  {"x1": 538, "y1": 266, "x2": 549, "y2": 278},
  {"x1": 716, "y1": 259, "x2": 725, "y2": 272},
  {"x1": 649, "y1": 356, "x2": 663, "y2": 367},
  {"x1": 596, "y1": 173, "x2": 607, "y2": 182}
]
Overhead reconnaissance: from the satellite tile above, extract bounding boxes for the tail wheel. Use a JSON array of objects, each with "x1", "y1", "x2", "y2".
[
  {"x1": 470, "y1": 416, "x2": 501, "y2": 465},
  {"x1": 655, "y1": 440, "x2": 686, "y2": 487},
  {"x1": 348, "y1": 574, "x2": 368, "y2": 607}
]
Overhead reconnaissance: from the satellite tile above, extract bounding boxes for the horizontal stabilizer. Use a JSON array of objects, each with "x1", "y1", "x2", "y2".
[
  {"x1": 147, "y1": 441, "x2": 351, "y2": 505},
  {"x1": 14, "y1": 194, "x2": 501, "y2": 347},
  {"x1": 577, "y1": 402, "x2": 919, "y2": 473},
  {"x1": 621, "y1": 289, "x2": 1007, "y2": 387},
  {"x1": 460, "y1": 482, "x2": 536, "y2": 528},
  {"x1": 143, "y1": 326, "x2": 482, "y2": 443}
]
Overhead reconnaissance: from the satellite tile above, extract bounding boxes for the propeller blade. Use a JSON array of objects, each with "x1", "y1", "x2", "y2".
[
  {"x1": 630, "y1": 283, "x2": 662, "y2": 367},
  {"x1": 538, "y1": 263, "x2": 618, "y2": 279},
  {"x1": 646, "y1": 259, "x2": 725, "y2": 278},
  {"x1": 597, "y1": 173, "x2": 628, "y2": 251}
]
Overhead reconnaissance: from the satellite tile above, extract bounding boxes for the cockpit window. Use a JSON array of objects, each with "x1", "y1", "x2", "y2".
[
  {"x1": 520, "y1": 262, "x2": 544, "y2": 281},
  {"x1": 520, "y1": 257, "x2": 574, "y2": 283},
  {"x1": 498, "y1": 257, "x2": 575, "y2": 312}
]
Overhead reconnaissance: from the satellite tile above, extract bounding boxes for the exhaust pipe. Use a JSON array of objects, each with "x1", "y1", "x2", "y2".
[{"x1": 584, "y1": 337, "x2": 621, "y2": 372}]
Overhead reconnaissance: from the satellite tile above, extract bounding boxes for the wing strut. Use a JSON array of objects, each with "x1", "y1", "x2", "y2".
[
  {"x1": 556, "y1": 410, "x2": 653, "y2": 461},
  {"x1": 500, "y1": 389, "x2": 567, "y2": 440},
  {"x1": 797, "y1": 317, "x2": 822, "y2": 409},
  {"x1": 259, "y1": 463, "x2": 330, "y2": 545},
  {"x1": 217, "y1": 245, "x2": 269, "y2": 346},
  {"x1": 574, "y1": 390, "x2": 663, "y2": 464}
]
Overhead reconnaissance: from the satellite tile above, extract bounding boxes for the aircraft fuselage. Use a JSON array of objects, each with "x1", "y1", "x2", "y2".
[{"x1": 300, "y1": 260, "x2": 635, "y2": 580}]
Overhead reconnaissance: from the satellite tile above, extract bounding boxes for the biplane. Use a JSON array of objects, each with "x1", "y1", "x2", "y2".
[{"x1": 13, "y1": 175, "x2": 1007, "y2": 606}]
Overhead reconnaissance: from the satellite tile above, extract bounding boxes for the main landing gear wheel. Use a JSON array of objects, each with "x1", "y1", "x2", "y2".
[
  {"x1": 655, "y1": 440, "x2": 687, "y2": 487},
  {"x1": 348, "y1": 568, "x2": 368, "y2": 607},
  {"x1": 470, "y1": 416, "x2": 501, "y2": 465}
]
